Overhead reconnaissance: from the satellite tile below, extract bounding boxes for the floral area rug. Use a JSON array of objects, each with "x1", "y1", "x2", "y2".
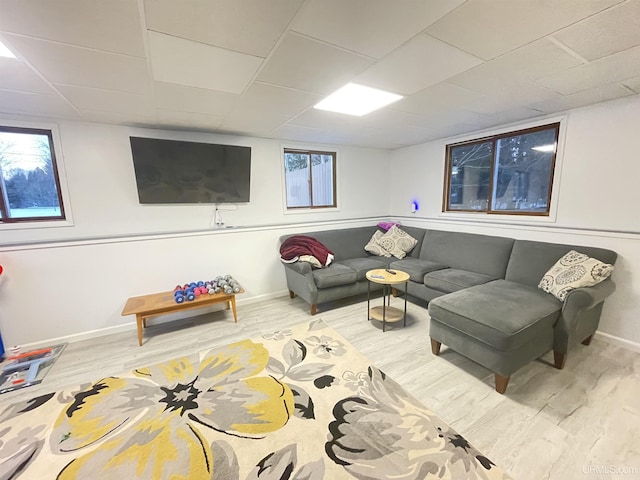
[{"x1": 0, "y1": 320, "x2": 511, "y2": 479}]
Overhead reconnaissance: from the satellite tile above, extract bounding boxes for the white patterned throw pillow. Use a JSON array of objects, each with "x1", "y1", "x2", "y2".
[
  {"x1": 538, "y1": 250, "x2": 614, "y2": 301},
  {"x1": 377, "y1": 225, "x2": 418, "y2": 259},
  {"x1": 364, "y1": 230, "x2": 391, "y2": 257}
]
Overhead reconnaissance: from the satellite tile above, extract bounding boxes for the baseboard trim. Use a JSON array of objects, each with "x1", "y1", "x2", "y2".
[
  {"x1": 20, "y1": 293, "x2": 639, "y2": 355},
  {"x1": 594, "y1": 331, "x2": 640, "y2": 353},
  {"x1": 19, "y1": 290, "x2": 290, "y2": 350}
]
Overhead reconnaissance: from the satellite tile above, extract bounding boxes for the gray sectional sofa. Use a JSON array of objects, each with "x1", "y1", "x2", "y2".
[{"x1": 280, "y1": 226, "x2": 617, "y2": 393}]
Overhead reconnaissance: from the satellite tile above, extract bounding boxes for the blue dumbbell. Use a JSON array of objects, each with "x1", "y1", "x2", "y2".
[{"x1": 175, "y1": 293, "x2": 185, "y2": 303}]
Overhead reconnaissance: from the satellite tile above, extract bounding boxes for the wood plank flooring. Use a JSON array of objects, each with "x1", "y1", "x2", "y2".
[{"x1": 2, "y1": 294, "x2": 639, "y2": 479}]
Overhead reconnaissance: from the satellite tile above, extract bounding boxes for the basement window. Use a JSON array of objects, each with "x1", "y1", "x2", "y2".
[
  {"x1": 0, "y1": 126, "x2": 66, "y2": 223},
  {"x1": 284, "y1": 148, "x2": 336, "y2": 209},
  {"x1": 443, "y1": 123, "x2": 560, "y2": 216}
]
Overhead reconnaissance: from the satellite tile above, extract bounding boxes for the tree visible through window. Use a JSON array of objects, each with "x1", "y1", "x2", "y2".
[
  {"x1": 444, "y1": 123, "x2": 559, "y2": 215},
  {"x1": 284, "y1": 148, "x2": 336, "y2": 209},
  {"x1": 0, "y1": 126, "x2": 65, "y2": 223}
]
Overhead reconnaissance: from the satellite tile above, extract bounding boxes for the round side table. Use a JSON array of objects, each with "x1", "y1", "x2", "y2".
[{"x1": 365, "y1": 269, "x2": 410, "y2": 332}]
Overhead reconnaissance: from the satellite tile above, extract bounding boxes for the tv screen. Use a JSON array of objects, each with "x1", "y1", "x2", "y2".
[{"x1": 129, "y1": 137, "x2": 251, "y2": 204}]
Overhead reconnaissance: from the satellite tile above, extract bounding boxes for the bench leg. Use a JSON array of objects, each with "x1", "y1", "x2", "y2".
[
  {"x1": 582, "y1": 335, "x2": 594, "y2": 346},
  {"x1": 137, "y1": 315, "x2": 144, "y2": 346},
  {"x1": 554, "y1": 351, "x2": 566, "y2": 369},
  {"x1": 230, "y1": 295, "x2": 238, "y2": 323},
  {"x1": 311, "y1": 304, "x2": 317, "y2": 315},
  {"x1": 430, "y1": 339, "x2": 441, "y2": 355},
  {"x1": 495, "y1": 374, "x2": 510, "y2": 394}
]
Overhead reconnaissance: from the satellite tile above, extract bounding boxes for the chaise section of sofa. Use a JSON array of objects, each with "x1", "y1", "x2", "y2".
[{"x1": 428, "y1": 239, "x2": 617, "y2": 393}]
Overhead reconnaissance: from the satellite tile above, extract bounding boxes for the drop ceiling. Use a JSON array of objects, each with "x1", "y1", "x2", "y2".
[{"x1": 0, "y1": 0, "x2": 639, "y2": 150}]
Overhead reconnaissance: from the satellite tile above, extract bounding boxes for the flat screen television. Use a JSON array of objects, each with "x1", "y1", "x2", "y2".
[{"x1": 129, "y1": 137, "x2": 251, "y2": 204}]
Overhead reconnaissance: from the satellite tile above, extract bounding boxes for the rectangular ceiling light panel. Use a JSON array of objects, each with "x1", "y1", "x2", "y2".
[
  {"x1": 0, "y1": 39, "x2": 16, "y2": 58},
  {"x1": 314, "y1": 83, "x2": 403, "y2": 116}
]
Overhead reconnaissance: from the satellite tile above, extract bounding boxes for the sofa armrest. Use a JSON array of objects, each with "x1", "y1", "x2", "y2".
[
  {"x1": 555, "y1": 279, "x2": 616, "y2": 350},
  {"x1": 562, "y1": 279, "x2": 616, "y2": 319},
  {"x1": 283, "y1": 261, "x2": 312, "y2": 275}
]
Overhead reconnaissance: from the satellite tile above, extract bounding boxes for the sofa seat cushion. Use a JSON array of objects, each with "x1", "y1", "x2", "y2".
[
  {"x1": 390, "y1": 259, "x2": 448, "y2": 282},
  {"x1": 429, "y1": 280, "x2": 562, "y2": 351},
  {"x1": 337, "y1": 258, "x2": 390, "y2": 281},
  {"x1": 312, "y1": 264, "x2": 358, "y2": 289},
  {"x1": 424, "y1": 269, "x2": 496, "y2": 293}
]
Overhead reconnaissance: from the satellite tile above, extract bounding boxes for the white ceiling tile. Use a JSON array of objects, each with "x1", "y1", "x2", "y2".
[
  {"x1": 622, "y1": 76, "x2": 640, "y2": 94},
  {"x1": 256, "y1": 33, "x2": 374, "y2": 94},
  {"x1": 408, "y1": 109, "x2": 489, "y2": 129},
  {"x1": 81, "y1": 109, "x2": 158, "y2": 127},
  {"x1": 366, "y1": 124, "x2": 441, "y2": 147},
  {"x1": 537, "y1": 45, "x2": 640, "y2": 95},
  {"x1": 463, "y1": 84, "x2": 560, "y2": 115},
  {"x1": 3, "y1": 34, "x2": 150, "y2": 94},
  {"x1": 426, "y1": 0, "x2": 624, "y2": 60},
  {"x1": 480, "y1": 107, "x2": 546, "y2": 127},
  {"x1": 235, "y1": 83, "x2": 321, "y2": 116},
  {"x1": 530, "y1": 83, "x2": 634, "y2": 114},
  {"x1": 148, "y1": 32, "x2": 263, "y2": 94},
  {"x1": 286, "y1": 108, "x2": 362, "y2": 131},
  {"x1": 0, "y1": 57, "x2": 55, "y2": 94},
  {"x1": 355, "y1": 34, "x2": 482, "y2": 95},
  {"x1": 273, "y1": 124, "x2": 339, "y2": 145},
  {"x1": 156, "y1": 109, "x2": 224, "y2": 131},
  {"x1": 220, "y1": 108, "x2": 290, "y2": 137},
  {"x1": 0, "y1": 89, "x2": 79, "y2": 118},
  {"x1": 361, "y1": 108, "x2": 434, "y2": 130},
  {"x1": 291, "y1": 0, "x2": 466, "y2": 59},
  {"x1": 144, "y1": 0, "x2": 303, "y2": 58},
  {"x1": 0, "y1": 0, "x2": 145, "y2": 56},
  {"x1": 428, "y1": 122, "x2": 485, "y2": 140},
  {"x1": 154, "y1": 82, "x2": 238, "y2": 117},
  {"x1": 393, "y1": 82, "x2": 486, "y2": 115},
  {"x1": 553, "y1": 0, "x2": 640, "y2": 62},
  {"x1": 448, "y1": 38, "x2": 583, "y2": 95},
  {"x1": 55, "y1": 85, "x2": 155, "y2": 116}
]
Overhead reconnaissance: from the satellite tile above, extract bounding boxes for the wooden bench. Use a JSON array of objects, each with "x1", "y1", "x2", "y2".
[{"x1": 121, "y1": 288, "x2": 244, "y2": 346}]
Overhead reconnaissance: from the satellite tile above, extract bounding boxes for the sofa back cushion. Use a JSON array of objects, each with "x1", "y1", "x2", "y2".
[
  {"x1": 420, "y1": 230, "x2": 515, "y2": 278},
  {"x1": 281, "y1": 226, "x2": 426, "y2": 262},
  {"x1": 505, "y1": 240, "x2": 618, "y2": 287}
]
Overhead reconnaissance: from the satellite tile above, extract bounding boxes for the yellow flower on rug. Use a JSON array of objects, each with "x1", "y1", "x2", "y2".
[{"x1": 50, "y1": 340, "x2": 294, "y2": 479}]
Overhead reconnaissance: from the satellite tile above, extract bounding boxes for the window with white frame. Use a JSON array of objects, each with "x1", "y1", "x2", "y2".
[
  {"x1": 0, "y1": 126, "x2": 66, "y2": 223},
  {"x1": 444, "y1": 123, "x2": 560, "y2": 216},
  {"x1": 284, "y1": 148, "x2": 336, "y2": 209}
]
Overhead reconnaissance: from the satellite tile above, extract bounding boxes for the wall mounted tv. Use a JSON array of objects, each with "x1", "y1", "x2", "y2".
[{"x1": 129, "y1": 137, "x2": 251, "y2": 204}]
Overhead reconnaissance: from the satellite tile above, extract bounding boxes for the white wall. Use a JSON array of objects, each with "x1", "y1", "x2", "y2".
[
  {"x1": 389, "y1": 95, "x2": 640, "y2": 348},
  {"x1": 0, "y1": 118, "x2": 391, "y2": 345}
]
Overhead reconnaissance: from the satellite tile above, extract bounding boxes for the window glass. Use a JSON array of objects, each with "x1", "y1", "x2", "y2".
[
  {"x1": 284, "y1": 149, "x2": 336, "y2": 209},
  {"x1": 0, "y1": 127, "x2": 65, "y2": 222},
  {"x1": 444, "y1": 123, "x2": 559, "y2": 216}
]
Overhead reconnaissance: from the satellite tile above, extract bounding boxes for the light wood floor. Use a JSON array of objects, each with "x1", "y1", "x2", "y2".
[{"x1": 2, "y1": 294, "x2": 639, "y2": 479}]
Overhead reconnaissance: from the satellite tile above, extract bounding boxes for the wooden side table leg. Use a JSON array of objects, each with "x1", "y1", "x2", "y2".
[
  {"x1": 230, "y1": 295, "x2": 238, "y2": 323},
  {"x1": 137, "y1": 315, "x2": 143, "y2": 346}
]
